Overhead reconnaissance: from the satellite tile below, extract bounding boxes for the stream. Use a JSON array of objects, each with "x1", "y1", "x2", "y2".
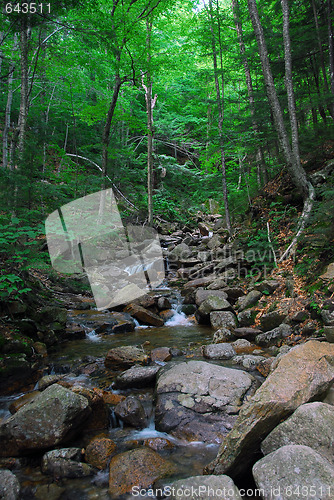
[{"x1": 1, "y1": 291, "x2": 236, "y2": 499}]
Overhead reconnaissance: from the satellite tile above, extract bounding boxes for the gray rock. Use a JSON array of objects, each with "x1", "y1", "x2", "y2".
[
  {"x1": 169, "y1": 243, "x2": 192, "y2": 263},
  {"x1": 195, "y1": 288, "x2": 228, "y2": 306},
  {"x1": 260, "y1": 310, "x2": 288, "y2": 331},
  {"x1": 236, "y1": 290, "x2": 261, "y2": 311},
  {"x1": 254, "y1": 280, "x2": 280, "y2": 294},
  {"x1": 157, "y1": 297, "x2": 172, "y2": 310},
  {"x1": 222, "y1": 287, "x2": 245, "y2": 300},
  {"x1": 207, "y1": 277, "x2": 228, "y2": 290},
  {"x1": 255, "y1": 324, "x2": 291, "y2": 347},
  {"x1": 261, "y1": 402, "x2": 334, "y2": 463},
  {"x1": 232, "y1": 355, "x2": 266, "y2": 371},
  {"x1": 115, "y1": 396, "x2": 147, "y2": 428},
  {"x1": 237, "y1": 309, "x2": 257, "y2": 327},
  {"x1": 321, "y1": 309, "x2": 334, "y2": 326},
  {"x1": 114, "y1": 365, "x2": 160, "y2": 389},
  {"x1": 168, "y1": 475, "x2": 242, "y2": 500},
  {"x1": 0, "y1": 469, "x2": 20, "y2": 500},
  {"x1": 155, "y1": 360, "x2": 255, "y2": 443},
  {"x1": 214, "y1": 256, "x2": 238, "y2": 270},
  {"x1": 204, "y1": 341, "x2": 334, "y2": 478},
  {"x1": 233, "y1": 327, "x2": 262, "y2": 340},
  {"x1": 253, "y1": 445, "x2": 334, "y2": 500},
  {"x1": 207, "y1": 234, "x2": 224, "y2": 249},
  {"x1": 198, "y1": 296, "x2": 232, "y2": 315},
  {"x1": 41, "y1": 448, "x2": 94, "y2": 478},
  {"x1": 324, "y1": 326, "x2": 334, "y2": 343},
  {"x1": 202, "y1": 343, "x2": 236, "y2": 360},
  {"x1": 0, "y1": 384, "x2": 91, "y2": 456},
  {"x1": 104, "y1": 346, "x2": 149, "y2": 369},
  {"x1": 213, "y1": 328, "x2": 236, "y2": 343},
  {"x1": 210, "y1": 311, "x2": 237, "y2": 330}
]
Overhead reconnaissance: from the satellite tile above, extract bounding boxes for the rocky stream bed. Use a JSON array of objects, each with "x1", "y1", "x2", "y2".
[{"x1": 1, "y1": 223, "x2": 334, "y2": 499}]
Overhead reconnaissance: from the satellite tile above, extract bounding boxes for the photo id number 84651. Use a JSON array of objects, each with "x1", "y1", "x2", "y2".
[{"x1": 4, "y1": 3, "x2": 51, "y2": 14}]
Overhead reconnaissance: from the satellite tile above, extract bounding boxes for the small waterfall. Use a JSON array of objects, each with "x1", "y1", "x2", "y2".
[
  {"x1": 86, "y1": 329, "x2": 101, "y2": 342},
  {"x1": 165, "y1": 292, "x2": 194, "y2": 327}
]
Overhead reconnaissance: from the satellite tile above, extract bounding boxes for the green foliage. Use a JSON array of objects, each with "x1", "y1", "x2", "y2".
[{"x1": 0, "y1": 275, "x2": 32, "y2": 302}]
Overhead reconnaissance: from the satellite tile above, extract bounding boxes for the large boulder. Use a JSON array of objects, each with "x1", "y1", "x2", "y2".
[
  {"x1": 155, "y1": 360, "x2": 256, "y2": 443},
  {"x1": 204, "y1": 341, "x2": 334, "y2": 479},
  {"x1": 0, "y1": 384, "x2": 91, "y2": 456},
  {"x1": 253, "y1": 445, "x2": 334, "y2": 500},
  {"x1": 259, "y1": 310, "x2": 288, "y2": 331},
  {"x1": 236, "y1": 290, "x2": 261, "y2": 311},
  {"x1": 167, "y1": 475, "x2": 242, "y2": 500},
  {"x1": 109, "y1": 448, "x2": 174, "y2": 497},
  {"x1": 85, "y1": 436, "x2": 116, "y2": 469},
  {"x1": 261, "y1": 402, "x2": 334, "y2": 464},
  {"x1": 0, "y1": 469, "x2": 20, "y2": 500}
]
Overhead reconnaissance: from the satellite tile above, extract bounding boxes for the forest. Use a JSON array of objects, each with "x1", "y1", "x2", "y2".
[{"x1": 1, "y1": 0, "x2": 334, "y2": 498}]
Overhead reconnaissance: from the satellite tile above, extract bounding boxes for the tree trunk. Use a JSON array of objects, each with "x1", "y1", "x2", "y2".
[
  {"x1": 232, "y1": 0, "x2": 268, "y2": 186},
  {"x1": 328, "y1": 0, "x2": 334, "y2": 113},
  {"x1": 142, "y1": 20, "x2": 157, "y2": 227},
  {"x1": 101, "y1": 72, "x2": 122, "y2": 188},
  {"x1": 207, "y1": 0, "x2": 232, "y2": 234},
  {"x1": 17, "y1": 18, "x2": 30, "y2": 161},
  {"x1": 248, "y1": 0, "x2": 315, "y2": 260},
  {"x1": 3, "y1": 34, "x2": 18, "y2": 169}
]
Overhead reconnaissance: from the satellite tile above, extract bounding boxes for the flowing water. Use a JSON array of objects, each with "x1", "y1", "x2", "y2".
[{"x1": 2, "y1": 293, "x2": 234, "y2": 498}]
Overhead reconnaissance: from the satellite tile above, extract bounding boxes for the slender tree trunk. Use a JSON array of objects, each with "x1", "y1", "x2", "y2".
[
  {"x1": 101, "y1": 71, "x2": 122, "y2": 188},
  {"x1": 311, "y1": 0, "x2": 334, "y2": 119},
  {"x1": 142, "y1": 20, "x2": 157, "y2": 227},
  {"x1": 17, "y1": 18, "x2": 29, "y2": 160},
  {"x1": 3, "y1": 34, "x2": 18, "y2": 169},
  {"x1": 328, "y1": 0, "x2": 334, "y2": 112},
  {"x1": 232, "y1": 0, "x2": 268, "y2": 185},
  {"x1": 248, "y1": 0, "x2": 315, "y2": 260},
  {"x1": 207, "y1": 0, "x2": 232, "y2": 234}
]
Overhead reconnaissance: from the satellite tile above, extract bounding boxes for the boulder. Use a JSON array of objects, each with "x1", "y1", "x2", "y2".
[
  {"x1": 260, "y1": 310, "x2": 288, "y2": 331},
  {"x1": 167, "y1": 475, "x2": 242, "y2": 500},
  {"x1": 236, "y1": 290, "x2": 261, "y2": 311},
  {"x1": 232, "y1": 339, "x2": 254, "y2": 354},
  {"x1": 324, "y1": 326, "x2": 334, "y2": 343},
  {"x1": 41, "y1": 448, "x2": 94, "y2": 478},
  {"x1": 254, "y1": 280, "x2": 280, "y2": 294},
  {"x1": 114, "y1": 396, "x2": 147, "y2": 428},
  {"x1": 157, "y1": 296, "x2": 172, "y2": 310},
  {"x1": 253, "y1": 445, "x2": 334, "y2": 500},
  {"x1": 151, "y1": 347, "x2": 172, "y2": 363},
  {"x1": 104, "y1": 346, "x2": 149, "y2": 369},
  {"x1": 210, "y1": 311, "x2": 237, "y2": 330},
  {"x1": 124, "y1": 304, "x2": 164, "y2": 327},
  {"x1": 255, "y1": 324, "x2": 291, "y2": 347},
  {"x1": 204, "y1": 341, "x2": 334, "y2": 479},
  {"x1": 195, "y1": 288, "x2": 228, "y2": 306},
  {"x1": 109, "y1": 448, "x2": 174, "y2": 497},
  {"x1": 0, "y1": 384, "x2": 91, "y2": 456},
  {"x1": 206, "y1": 277, "x2": 228, "y2": 290},
  {"x1": 184, "y1": 276, "x2": 217, "y2": 289},
  {"x1": 85, "y1": 436, "x2": 116, "y2": 469},
  {"x1": 114, "y1": 365, "x2": 160, "y2": 389},
  {"x1": 213, "y1": 328, "x2": 236, "y2": 343},
  {"x1": 261, "y1": 402, "x2": 334, "y2": 463},
  {"x1": 237, "y1": 309, "x2": 257, "y2": 327},
  {"x1": 70, "y1": 386, "x2": 109, "y2": 432},
  {"x1": 221, "y1": 287, "x2": 245, "y2": 300},
  {"x1": 0, "y1": 469, "x2": 20, "y2": 500},
  {"x1": 155, "y1": 360, "x2": 256, "y2": 443},
  {"x1": 169, "y1": 243, "x2": 192, "y2": 263},
  {"x1": 322, "y1": 308, "x2": 334, "y2": 326},
  {"x1": 233, "y1": 327, "x2": 262, "y2": 340},
  {"x1": 232, "y1": 355, "x2": 266, "y2": 371},
  {"x1": 197, "y1": 296, "x2": 232, "y2": 322},
  {"x1": 202, "y1": 343, "x2": 236, "y2": 360},
  {"x1": 9, "y1": 391, "x2": 40, "y2": 414}
]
